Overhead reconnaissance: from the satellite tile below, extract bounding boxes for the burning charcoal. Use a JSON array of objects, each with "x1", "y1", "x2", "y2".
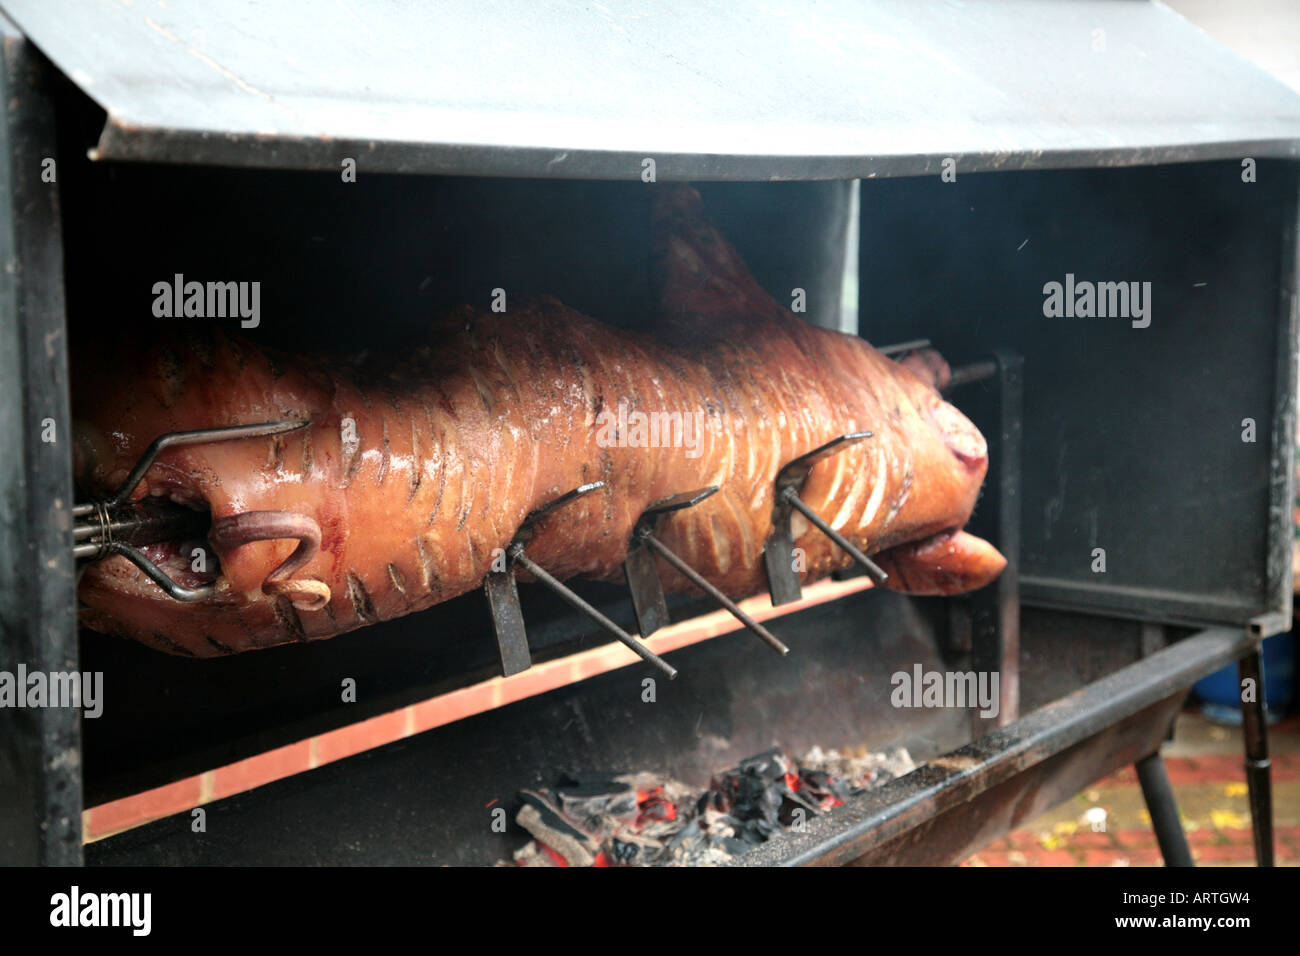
[
  {"x1": 555, "y1": 774, "x2": 639, "y2": 823},
  {"x1": 610, "y1": 839, "x2": 640, "y2": 864},
  {"x1": 513, "y1": 841, "x2": 563, "y2": 867},
  {"x1": 736, "y1": 749, "x2": 789, "y2": 784},
  {"x1": 792, "y1": 769, "x2": 844, "y2": 812},
  {"x1": 735, "y1": 817, "x2": 779, "y2": 845},
  {"x1": 701, "y1": 807, "x2": 737, "y2": 838},
  {"x1": 611, "y1": 825, "x2": 666, "y2": 848},
  {"x1": 502, "y1": 745, "x2": 919, "y2": 866},
  {"x1": 516, "y1": 790, "x2": 600, "y2": 867},
  {"x1": 801, "y1": 769, "x2": 833, "y2": 792},
  {"x1": 827, "y1": 777, "x2": 856, "y2": 802},
  {"x1": 663, "y1": 817, "x2": 708, "y2": 855},
  {"x1": 718, "y1": 836, "x2": 751, "y2": 856},
  {"x1": 778, "y1": 787, "x2": 822, "y2": 824},
  {"x1": 639, "y1": 818, "x2": 685, "y2": 841},
  {"x1": 556, "y1": 772, "x2": 634, "y2": 803},
  {"x1": 714, "y1": 763, "x2": 784, "y2": 829},
  {"x1": 637, "y1": 792, "x2": 678, "y2": 826},
  {"x1": 695, "y1": 790, "x2": 720, "y2": 816},
  {"x1": 606, "y1": 825, "x2": 669, "y2": 867}
]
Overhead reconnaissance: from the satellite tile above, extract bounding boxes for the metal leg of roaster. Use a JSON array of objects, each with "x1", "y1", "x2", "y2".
[
  {"x1": 1135, "y1": 752, "x2": 1194, "y2": 867},
  {"x1": 949, "y1": 351, "x2": 1023, "y2": 737},
  {"x1": 1238, "y1": 650, "x2": 1274, "y2": 867}
]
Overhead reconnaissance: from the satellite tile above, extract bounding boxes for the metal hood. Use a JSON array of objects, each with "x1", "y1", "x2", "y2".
[{"x1": 3, "y1": 0, "x2": 1300, "y2": 178}]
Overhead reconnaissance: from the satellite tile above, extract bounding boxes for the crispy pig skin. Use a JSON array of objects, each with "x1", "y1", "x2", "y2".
[{"x1": 73, "y1": 187, "x2": 1004, "y2": 656}]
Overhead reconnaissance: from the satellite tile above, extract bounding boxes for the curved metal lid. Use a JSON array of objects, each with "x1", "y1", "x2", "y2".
[{"x1": 4, "y1": 0, "x2": 1300, "y2": 178}]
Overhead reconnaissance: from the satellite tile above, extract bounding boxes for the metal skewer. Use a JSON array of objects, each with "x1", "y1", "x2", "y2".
[
  {"x1": 779, "y1": 486, "x2": 888, "y2": 584},
  {"x1": 95, "y1": 420, "x2": 309, "y2": 510},
  {"x1": 623, "y1": 487, "x2": 788, "y2": 655},
  {"x1": 485, "y1": 481, "x2": 678, "y2": 680},
  {"x1": 877, "y1": 338, "x2": 931, "y2": 357},
  {"x1": 942, "y1": 359, "x2": 999, "y2": 391},
  {"x1": 512, "y1": 547, "x2": 677, "y2": 678},
  {"x1": 637, "y1": 531, "x2": 788, "y2": 655},
  {"x1": 880, "y1": 340, "x2": 998, "y2": 393},
  {"x1": 763, "y1": 431, "x2": 889, "y2": 606}
]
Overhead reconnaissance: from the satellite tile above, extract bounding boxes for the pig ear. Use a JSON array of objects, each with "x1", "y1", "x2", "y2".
[
  {"x1": 872, "y1": 530, "x2": 1006, "y2": 595},
  {"x1": 651, "y1": 185, "x2": 788, "y2": 340},
  {"x1": 896, "y1": 348, "x2": 951, "y2": 391}
]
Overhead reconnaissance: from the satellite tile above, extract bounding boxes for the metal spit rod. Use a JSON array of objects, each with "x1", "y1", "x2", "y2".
[
  {"x1": 877, "y1": 338, "x2": 931, "y2": 356},
  {"x1": 779, "y1": 486, "x2": 888, "y2": 584},
  {"x1": 944, "y1": 360, "x2": 999, "y2": 391},
  {"x1": 623, "y1": 486, "x2": 788, "y2": 655},
  {"x1": 74, "y1": 420, "x2": 309, "y2": 602},
  {"x1": 763, "y1": 431, "x2": 890, "y2": 606},
  {"x1": 512, "y1": 546, "x2": 678, "y2": 679},
  {"x1": 636, "y1": 529, "x2": 788, "y2": 655},
  {"x1": 878, "y1": 337, "x2": 999, "y2": 392}
]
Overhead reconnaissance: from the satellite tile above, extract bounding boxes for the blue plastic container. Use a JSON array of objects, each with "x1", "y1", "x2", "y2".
[{"x1": 1193, "y1": 631, "x2": 1295, "y2": 725}]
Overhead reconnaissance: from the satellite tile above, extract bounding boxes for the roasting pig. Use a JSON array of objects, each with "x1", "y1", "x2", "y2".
[{"x1": 72, "y1": 186, "x2": 1005, "y2": 657}]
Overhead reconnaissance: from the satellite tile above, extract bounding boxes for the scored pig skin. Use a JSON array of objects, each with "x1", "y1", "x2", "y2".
[{"x1": 73, "y1": 186, "x2": 1004, "y2": 656}]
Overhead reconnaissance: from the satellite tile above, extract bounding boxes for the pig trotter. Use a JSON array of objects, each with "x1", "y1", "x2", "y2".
[{"x1": 208, "y1": 511, "x2": 330, "y2": 611}]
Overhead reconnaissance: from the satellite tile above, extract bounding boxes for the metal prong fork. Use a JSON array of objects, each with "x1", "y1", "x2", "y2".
[{"x1": 73, "y1": 420, "x2": 309, "y2": 603}]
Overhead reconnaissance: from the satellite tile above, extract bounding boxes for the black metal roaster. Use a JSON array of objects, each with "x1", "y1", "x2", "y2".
[{"x1": 0, "y1": 1, "x2": 1294, "y2": 868}]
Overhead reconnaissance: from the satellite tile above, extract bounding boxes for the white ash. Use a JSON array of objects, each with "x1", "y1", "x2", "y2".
[{"x1": 798, "y1": 745, "x2": 916, "y2": 787}]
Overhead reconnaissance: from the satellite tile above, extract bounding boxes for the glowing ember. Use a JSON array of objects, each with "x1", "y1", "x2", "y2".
[{"x1": 507, "y1": 746, "x2": 915, "y2": 867}]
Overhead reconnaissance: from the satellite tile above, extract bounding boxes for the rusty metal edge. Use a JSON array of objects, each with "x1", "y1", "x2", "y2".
[
  {"x1": 848, "y1": 694, "x2": 1186, "y2": 866},
  {"x1": 737, "y1": 627, "x2": 1253, "y2": 866},
  {"x1": 90, "y1": 122, "x2": 1300, "y2": 181}
]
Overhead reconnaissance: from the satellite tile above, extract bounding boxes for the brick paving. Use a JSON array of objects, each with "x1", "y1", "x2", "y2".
[{"x1": 963, "y1": 712, "x2": 1300, "y2": 867}]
